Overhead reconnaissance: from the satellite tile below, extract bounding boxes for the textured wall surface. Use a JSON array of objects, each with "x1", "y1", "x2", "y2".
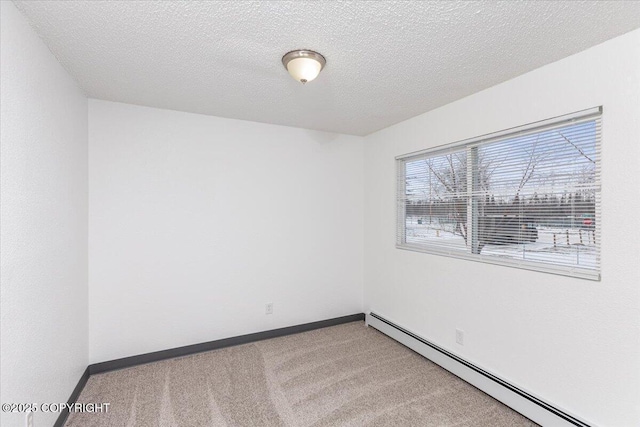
[
  {"x1": 0, "y1": 2, "x2": 89, "y2": 427},
  {"x1": 363, "y1": 29, "x2": 640, "y2": 426},
  {"x1": 13, "y1": 1, "x2": 640, "y2": 136},
  {"x1": 3, "y1": 3, "x2": 640, "y2": 426},
  {"x1": 88, "y1": 100, "x2": 364, "y2": 363}
]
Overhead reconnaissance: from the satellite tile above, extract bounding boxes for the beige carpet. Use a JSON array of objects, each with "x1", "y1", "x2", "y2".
[{"x1": 66, "y1": 322, "x2": 537, "y2": 426}]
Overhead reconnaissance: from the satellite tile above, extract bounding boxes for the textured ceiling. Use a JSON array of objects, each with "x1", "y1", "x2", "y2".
[{"x1": 13, "y1": 1, "x2": 640, "y2": 136}]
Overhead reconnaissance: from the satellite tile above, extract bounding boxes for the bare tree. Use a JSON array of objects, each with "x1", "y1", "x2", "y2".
[{"x1": 405, "y1": 129, "x2": 594, "y2": 253}]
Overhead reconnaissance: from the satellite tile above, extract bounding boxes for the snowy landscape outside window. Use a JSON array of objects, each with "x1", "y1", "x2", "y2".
[{"x1": 396, "y1": 108, "x2": 601, "y2": 280}]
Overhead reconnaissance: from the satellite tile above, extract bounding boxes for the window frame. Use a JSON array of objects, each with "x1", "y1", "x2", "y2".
[{"x1": 396, "y1": 107, "x2": 602, "y2": 281}]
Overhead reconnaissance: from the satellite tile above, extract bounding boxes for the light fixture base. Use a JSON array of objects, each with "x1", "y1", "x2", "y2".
[{"x1": 282, "y1": 50, "x2": 326, "y2": 84}]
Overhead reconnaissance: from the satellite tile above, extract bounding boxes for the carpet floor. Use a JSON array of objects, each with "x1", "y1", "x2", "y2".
[{"x1": 66, "y1": 321, "x2": 537, "y2": 426}]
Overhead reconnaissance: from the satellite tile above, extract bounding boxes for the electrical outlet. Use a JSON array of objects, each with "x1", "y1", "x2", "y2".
[
  {"x1": 265, "y1": 303, "x2": 273, "y2": 315},
  {"x1": 26, "y1": 410, "x2": 33, "y2": 427},
  {"x1": 456, "y1": 329, "x2": 464, "y2": 346}
]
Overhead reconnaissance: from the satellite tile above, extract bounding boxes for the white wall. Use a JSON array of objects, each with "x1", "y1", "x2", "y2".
[
  {"x1": 363, "y1": 29, "x2": 640, "y2": 426},
  {"x1": 88, "y1": 100, "x2": 364, "y2": 363},
  {"x1": 0, "y1": 2, "x2": 89, "y2": 427},
  {"x1": 3, "y1": 2, "x2": 637, "y2": 425}
]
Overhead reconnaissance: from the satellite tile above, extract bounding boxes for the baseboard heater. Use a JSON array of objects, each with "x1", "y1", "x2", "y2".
[{"x1": 366, "y1": 312, "x2": 591, "y2": 427}]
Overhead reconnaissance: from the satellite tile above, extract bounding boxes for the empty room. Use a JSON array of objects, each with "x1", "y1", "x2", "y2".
[{"x1": 1, "y1": 1, "x2": 639, "y2": 426}]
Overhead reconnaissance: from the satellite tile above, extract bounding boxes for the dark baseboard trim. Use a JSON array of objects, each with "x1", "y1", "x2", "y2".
[
  {"x1": 53, "y1": 313, "x2": 363, "y2": 425},
  {"x1": 89, "y1": 313, "x2": 365, "y2": 375},
  {"x1": 53, "y1": 366, "x2": 90, "y2": 427}
]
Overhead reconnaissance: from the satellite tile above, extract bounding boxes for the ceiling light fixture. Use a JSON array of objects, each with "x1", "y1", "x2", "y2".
[{"x1": 282, "y1": 50, "x2": 326, "y2": 84}]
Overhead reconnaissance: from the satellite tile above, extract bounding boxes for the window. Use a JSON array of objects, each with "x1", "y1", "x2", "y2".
[{"x1": 397, "y1": 107, "x2": 601, "y2": 280}]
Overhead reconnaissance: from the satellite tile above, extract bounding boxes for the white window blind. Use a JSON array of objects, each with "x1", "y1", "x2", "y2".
[{"x1": 397, "y1": 107, "x2": 601, "y2": 280}]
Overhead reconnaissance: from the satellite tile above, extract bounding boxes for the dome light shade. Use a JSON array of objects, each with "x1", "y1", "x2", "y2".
[{"x1": 282, "y1": 50, "x2": 326, "y2": 84}]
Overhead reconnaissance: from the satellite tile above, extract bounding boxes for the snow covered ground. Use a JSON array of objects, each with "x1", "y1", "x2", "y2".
[{"x1": 405, "y1": 217, "x2": 597, "y2": 269}]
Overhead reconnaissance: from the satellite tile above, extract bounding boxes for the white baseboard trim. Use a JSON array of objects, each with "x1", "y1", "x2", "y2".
[{"x1": 366, "y1": 312, "x2": 592, "y2": 427}]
